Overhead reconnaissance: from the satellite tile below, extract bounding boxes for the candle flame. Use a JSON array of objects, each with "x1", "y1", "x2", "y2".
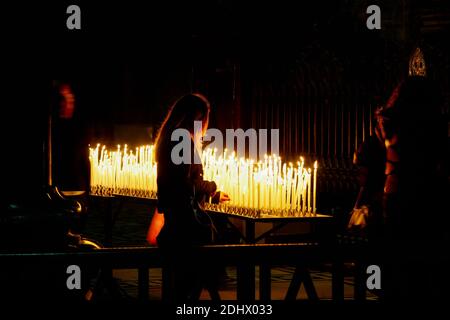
[{"x1": 89, "y1": 144, "x2": 319, "y2": 217}]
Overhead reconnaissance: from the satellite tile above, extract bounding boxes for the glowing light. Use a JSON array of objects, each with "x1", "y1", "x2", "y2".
[{"x1": 89, "y1": 145, "x2": 318, "y2": 217}]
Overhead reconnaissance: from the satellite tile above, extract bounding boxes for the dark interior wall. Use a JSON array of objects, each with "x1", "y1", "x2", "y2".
[
  {"x1": 3, "y1": 0, "x2": 449, "y2": 195},
  {"x1": 237, "y1": 0, "x2": 450, "y2": 162}
]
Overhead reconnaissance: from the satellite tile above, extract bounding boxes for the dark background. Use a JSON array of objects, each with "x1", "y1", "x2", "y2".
[
  {"x1": 2, "y1": 0, "x2": 449, "y2": 209},
  {"x1": 0, "y1": 1, "x2": 449, "y2": 304}
]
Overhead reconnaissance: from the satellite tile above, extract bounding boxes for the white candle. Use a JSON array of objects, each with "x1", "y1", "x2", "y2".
[
  {"x1": 313, "y1": 160, "x2": 318, "y2": 213},
  {"x1": 89, "y1": 144, "x2": 320, "y2": 217},
  {"x1": 308, "y1": 168, "x2": 312, "y2": 213}
]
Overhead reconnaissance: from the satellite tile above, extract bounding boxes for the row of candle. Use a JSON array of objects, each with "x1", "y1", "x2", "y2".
[
  {"x1": 89, "y1": 144, "x2": 318, "y2": 217},
  {"x1": 89, "y1": 144, "x2": 157, "y2": 198},
  {"x1": 202, "y1": 148, "x2": 317, "y2": 216}
]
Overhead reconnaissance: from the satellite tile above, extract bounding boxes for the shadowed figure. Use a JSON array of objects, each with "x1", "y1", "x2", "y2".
[
  {"x1": 378, "y1": 75, "x2": 449, "y2": 304},
  {"x1": 154, "y1": 93, "x2": 230, "y2": 301},
  {"x1": 348, "y1": 106, "x2": 386, "y2": 243}
]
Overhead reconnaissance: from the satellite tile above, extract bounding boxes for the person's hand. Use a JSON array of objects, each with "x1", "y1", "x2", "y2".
[
  {"x1": 219, "y1": 192, "x2": 230, "y2": 203},
  {"x1": 347, "y1": 206, "x2": 369, "y2": 230}
]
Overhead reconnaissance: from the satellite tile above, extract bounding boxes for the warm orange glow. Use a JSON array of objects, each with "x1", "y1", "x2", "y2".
[
  {"x1": 89, "y1": 144, "x2": 157, "y2": 198},
  {"x1": 89, "y1": 144, "x2": 318, "y2": 217}
]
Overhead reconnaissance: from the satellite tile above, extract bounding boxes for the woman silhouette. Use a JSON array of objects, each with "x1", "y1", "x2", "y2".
[{"x1": 154, "y1": 93, "x2": 229, "y2": 301}]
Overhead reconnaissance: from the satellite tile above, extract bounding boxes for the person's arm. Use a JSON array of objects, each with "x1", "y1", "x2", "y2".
[
  {"x1": 352, "y1": 138, "x2": 374, "y2": 209},
  {"x1": 190, "y1": 163, "x2": 217, "y2": 197},
  {"x1": 189, "y1": 142, "x2": 217, "y2": 197},
  {"x1": 188, "y1": 163, "x2": 231, "y2": 203},
  {"x1": 146, "y1": 208, "x2": 164, "y2": 246},
  {"x1": 167, "y1": 140, "x2": 230, "y2": 203},
  {"x1": 348, "y1": 170, "x2": 370, "y2": 230},
  {"x1": 348, "y1": 143, "x2": 371, "y2": 229},
  {"x1": 354, "y1": 166, "x2": 369, "y2": 209}
]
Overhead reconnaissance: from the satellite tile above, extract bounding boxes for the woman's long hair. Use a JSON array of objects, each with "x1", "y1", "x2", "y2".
[{"x1": 154, "y1": 93, "x2": 210, "y2": 162}]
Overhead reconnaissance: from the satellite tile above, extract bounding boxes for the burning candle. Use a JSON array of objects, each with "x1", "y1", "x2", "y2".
[
  {"x1": 313, "y1": 160, "x2": 318, "y2": 213},
  {"x1": 89, "y1": 144, "x2": 319, "y2": 217},
  {"x1": 308, "y1": 168, "x2": 312, "y2": 213}
]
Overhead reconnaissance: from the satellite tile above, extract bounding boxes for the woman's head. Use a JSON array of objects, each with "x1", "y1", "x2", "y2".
[
  {"x1": 155, "y1": 93, "x2": 210, "y2": 155},
  {"x1": 178, "y1": 93, "x2": 210, "y2": 135},
  {"x1": 375, "y1": 77, "x2": 442, "y2": 142}
]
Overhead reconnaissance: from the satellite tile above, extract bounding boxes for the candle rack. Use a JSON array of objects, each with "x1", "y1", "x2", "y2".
[
  {"x1": 203, "y1": 203, "x2": 318, "y2": 219},
  {"x1": 89, "y1": 144, "x2": 319, "y2": 218}
]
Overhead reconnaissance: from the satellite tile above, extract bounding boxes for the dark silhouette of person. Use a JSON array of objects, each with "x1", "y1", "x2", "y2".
[
  {"x1": 154, "y1": 93, "x2": 229, "y2": 301},
  {"x1": 52, "y1": 80, "x2": 90, "y2": 192},
  {"x1": 348, "y1": 107, "x2": 386, "y2": 243},
  {"x1": 378, "y1": 74, "x2": 449, "y2": 304}
]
